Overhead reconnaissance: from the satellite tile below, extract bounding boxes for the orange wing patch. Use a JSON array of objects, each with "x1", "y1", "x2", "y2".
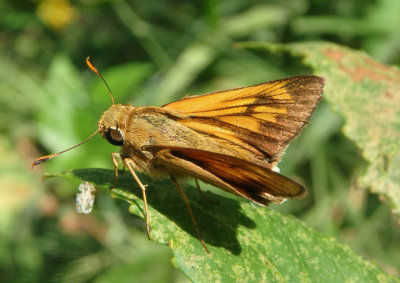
[{"x1": 163, "y1": 76, "x2": 324, "y2": 162}]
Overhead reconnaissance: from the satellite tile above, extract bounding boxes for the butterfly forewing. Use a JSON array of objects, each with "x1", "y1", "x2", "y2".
[{"x1": 163, "y1": 76, "x2": 324, "y2": 163}]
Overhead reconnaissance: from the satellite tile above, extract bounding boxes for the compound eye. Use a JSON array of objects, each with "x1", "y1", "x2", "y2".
[{"x1": 105, "y1": 127, "x2": 124, "y2": 146}]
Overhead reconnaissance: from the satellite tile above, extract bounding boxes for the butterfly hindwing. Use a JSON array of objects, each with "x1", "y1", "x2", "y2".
[{"x1": 153, "y1": 146, "x2": 306, "y2": 206}]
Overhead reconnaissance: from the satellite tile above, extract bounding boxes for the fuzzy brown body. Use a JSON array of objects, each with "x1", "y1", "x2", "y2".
[{"x1": 97, "y1": 76, "x2": 324, "y2": 205}]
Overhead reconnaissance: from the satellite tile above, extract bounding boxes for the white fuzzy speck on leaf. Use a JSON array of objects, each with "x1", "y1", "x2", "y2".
[{"x1": 76, "y1": 181, "x2": 96, "y2": 214}]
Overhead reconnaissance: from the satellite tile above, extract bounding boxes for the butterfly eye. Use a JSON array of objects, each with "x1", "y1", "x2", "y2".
[{"x1": 105, "y1": 127, "x2": 125, "y2": 146}]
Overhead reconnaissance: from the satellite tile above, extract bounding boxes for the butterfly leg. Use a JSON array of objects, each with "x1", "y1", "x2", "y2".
[
  {"x1": 111, "y1": 152, "x2": 122, "y2": 189},
  {"x1": 170, "y1": 176, "x2": 210, "y2": 254},
  {"x1": 124, "y1": 158, "x2": 151, "y2": 239},
  {"x1": 194, "y1": 179, "x2": 218, "y2": 205}
]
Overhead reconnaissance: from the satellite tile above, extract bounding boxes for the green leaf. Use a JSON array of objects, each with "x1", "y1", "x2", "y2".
[
  {"x1": 240, "y1": 41, "x2": 400, "y2": 217},
  {"x1": 46, "y1": 169, "x2": 396, "y2": 282}
]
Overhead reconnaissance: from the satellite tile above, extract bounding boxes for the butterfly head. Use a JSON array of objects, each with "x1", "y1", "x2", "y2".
[{"x1": 98, "y1": 104, "x2": 134, "y2": 147}]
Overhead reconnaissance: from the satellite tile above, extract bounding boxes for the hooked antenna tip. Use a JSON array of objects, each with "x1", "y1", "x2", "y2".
[
  {"x1": 86, "y1": 56, "x2": 99, "y2": 74},
  {"x1": 85, "y1": 56, "x2": 115, "y2": 105}
]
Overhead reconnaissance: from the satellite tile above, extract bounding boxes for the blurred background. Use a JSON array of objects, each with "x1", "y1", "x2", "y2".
[{"x1": 1, "y1": 0, "x2": 400, "y2": 281}]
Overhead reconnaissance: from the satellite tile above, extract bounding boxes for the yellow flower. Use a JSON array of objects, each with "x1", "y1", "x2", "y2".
[{"x1": 37, "y1": 0, "x2": 78, "y2": 31}]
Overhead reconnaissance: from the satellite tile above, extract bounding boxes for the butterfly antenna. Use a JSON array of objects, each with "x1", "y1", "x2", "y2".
[
  {"x1": 31, "y1": 129, "x2": 100, "y2": 168},
  {"x1": 86, "y1": 56, "x2": 115, "y2": 104}
]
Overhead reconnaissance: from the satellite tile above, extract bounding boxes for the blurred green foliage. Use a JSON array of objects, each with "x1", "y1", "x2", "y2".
[{"x1": 0, "y1": 0, "x2": 399, "y2": 282}]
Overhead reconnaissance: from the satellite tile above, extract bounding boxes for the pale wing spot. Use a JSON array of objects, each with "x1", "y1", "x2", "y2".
[
  {"x1": 219, "y1": 116, "x2": 259, "y2": 132},
  {"x1": 251, "y1": 107, "x2": 287, "y2": 123},
  {"x1": 252, "y1": 113, "x2": 277, "y2": 122},
  {"x1": 252, "y1": 106, "x2": 288, "y2": 114},
  {"x1": 267, "y1": 87, "x2": 294, "y2": 101}
]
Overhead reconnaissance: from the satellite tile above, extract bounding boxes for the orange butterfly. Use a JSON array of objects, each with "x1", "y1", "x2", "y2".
[{"x1": 33, "y1": 58, "x2": 324, "y2": 252}]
